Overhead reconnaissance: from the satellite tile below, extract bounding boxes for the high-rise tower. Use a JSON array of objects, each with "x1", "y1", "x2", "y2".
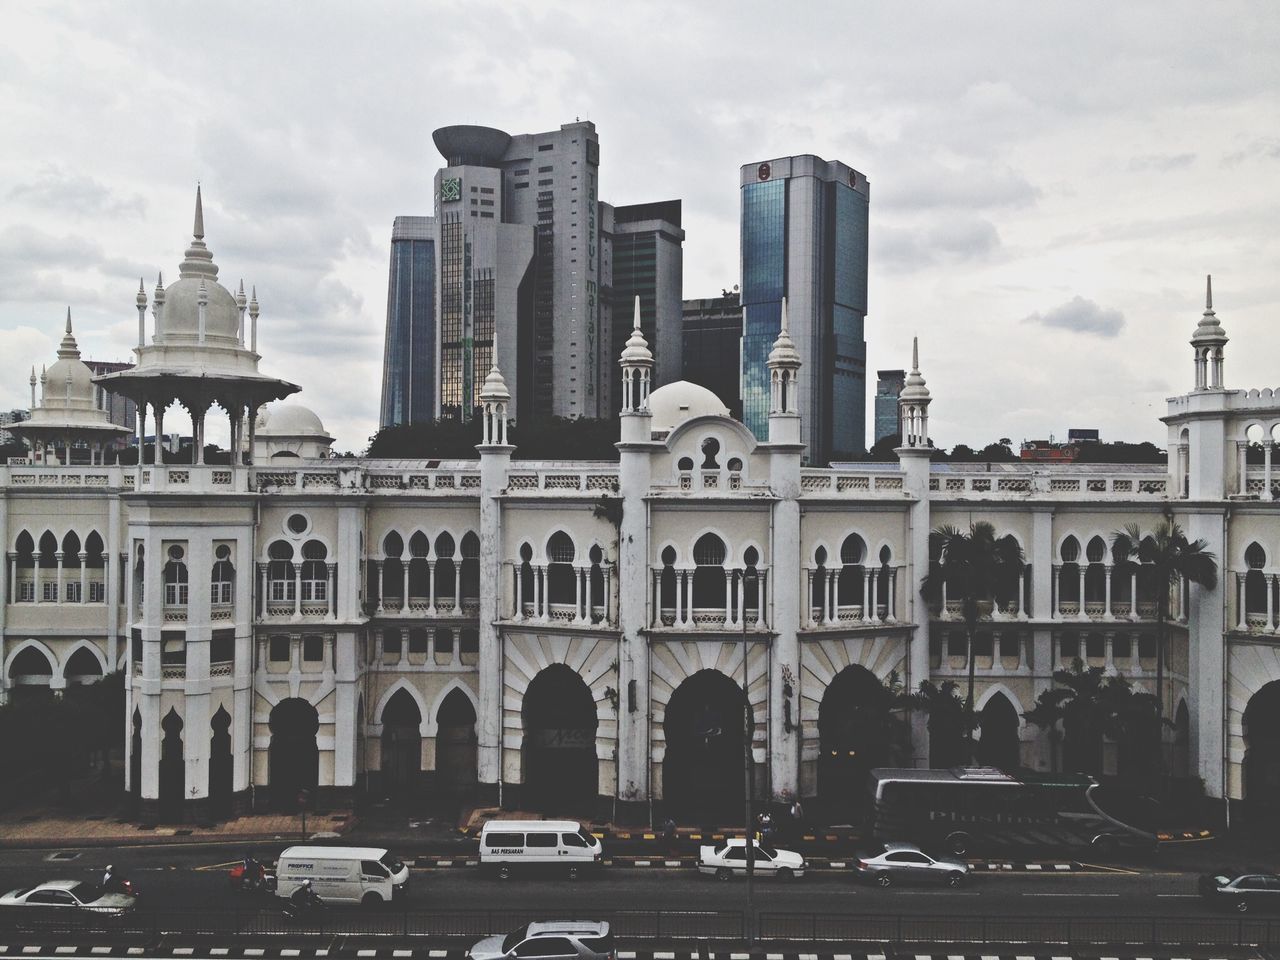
[
  {"x1": 739, "y1": 155, "x2": 869, "y2": 463},
  {"x1": 379, "y1": 216, "x2": 436, "y2": 428}
]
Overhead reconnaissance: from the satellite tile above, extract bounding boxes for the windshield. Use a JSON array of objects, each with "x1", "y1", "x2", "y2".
[
  {"x1": 379, "y1": 853, "x2": 403, "y2": 872},
  {"x1": 502, "y1": 925, "x2": 529, "y2": 953},
  {"x1": 71, "y1": 883, "x2": 100, "y2": 902}
]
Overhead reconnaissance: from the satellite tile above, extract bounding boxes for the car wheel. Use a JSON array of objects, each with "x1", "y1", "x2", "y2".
[
  {"x1": 777, "y1": 867, "x2": 795, "y2": 881},
  {"x1": 362, "y1": 892, "x2": 382, "y2": 908},
  {"x1": 947, "y1": 832, "x2": 970, "y2": 857},
  {"x1": 497, "y1": 865, "x2": 512, "y2": 881},
  {"x1": 876, "y1": 872, "x2": 892, "y2": 888},
  {"x1": 946, "y1": 872, "x2": 964, "y2": 888},
  {"x1": 715, "y1": 867, "x2": 733, "y2": 882},
  {"x1": 1237, "y1": 899, "x2": 1249, "y2": 913}
]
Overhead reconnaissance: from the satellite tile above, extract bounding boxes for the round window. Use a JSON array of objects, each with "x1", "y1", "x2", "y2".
[
  {"x1": 168, "y1": 544, "x2": 184, "y2": 562},
  {"x1": 215, "y1": 544, "x2": 231, "y2": 561},
  {"x1": 286, "y1": 513, "x2": 309, "y2": 535}
]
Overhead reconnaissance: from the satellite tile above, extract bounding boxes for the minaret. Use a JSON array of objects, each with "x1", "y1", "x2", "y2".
[
  {"x1": 1191, "y1": 274, "x2": 1228, "y2": 391},
  {"x1": 475, "y1": 361, "x2": 513, "y2": 805},
  {"x1": 152, "y1": 273, "x2": 165, "y2": 341},
  {"x1": 896, "y1": 336, "x2": 934, "y2": 767},
  {"x1": 618, "y1": 296, "x2": 653, "y2": 445},
  {"x1": 136, "y1": 279, "x2": 147, "y2": 347},
  {"x1": 766, "y1": 297, "x2": 802, "y2": 446},
  {"x1": 236, "y1": 281, "x2": 247, "y2": 347}
]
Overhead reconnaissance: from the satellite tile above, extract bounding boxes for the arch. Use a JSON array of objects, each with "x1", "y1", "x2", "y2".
[
  {"x1": 522, "y1": 663, "x2": 598, "y2": 816},
  {"x1": 663, "y1": 669, "x2": 746, "y2": 823},
  {"x1": 382, "y1": 531, "x2": 404, "y2": 558},
  {"x1": 434, "y1": 687, "x2": 478, "y2": 811},
  {"x1": 268, "y1": 698, "x2": 319, "y2": 812},
  {"x1": 5, "y1": 639, "x2": 57, "y2": 683},
  {"x1": 546, "y1": 530, "x2": 577, "y2": 606},
  {"x1": 818, "y1": 665, "x2": 891, "y2": 817},
  {"x1": 380, "y1": 688, "x2": 423, "y2": 804},
  {"x1": 665, "y1": 414, "x2": 759, "y2": 455},
  {"x1": 975, "y1": 691, "x2": 1021, "y2": 770},
  {"x1": 434, "y1": 532, "x2": 457, "y2": 602},
  {"x1": 428, "y1": 677, "x2": 479, "y2": 733},
  {"x1": 63, "y1": 644, "x2": 105, "y2": 685},
  {"x1": 13, "y1": 529, "x2": 34, "y2": 556},
  {"x1": 209, "y1": 706, "x2": 233, "y2": 819},
  {"x1": 1244, "y1": 680, "x2": 1280, "y2": 829},
  {"x1": 159, "y1": 708, "x2": 185, "y2": 823},
  {"x1": 691, "y1": 532, "x2": 728, "y2": 611}
]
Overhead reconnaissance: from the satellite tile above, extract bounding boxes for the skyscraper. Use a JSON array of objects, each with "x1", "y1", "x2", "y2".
[
  {"x1": 739, "y1": 155, "x2": 869, "y2": 463},
  {"x1": 681, "y1": 291, "x2": 742, "y2": 417},
  {"x1": 874, "y1": 369, "x2": 906, "y2": 445},
  {"x1": 380, "y1": 216, "x2": 436, "y2": 428},
  {"x1": 603, "y1": 200, "x2": 685, "y2": 416}
]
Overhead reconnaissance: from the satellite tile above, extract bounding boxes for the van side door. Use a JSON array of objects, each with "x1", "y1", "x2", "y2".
[
  {"x1": 361, "y1": 860, "x2": 390, "y2": 900},
  {"x1": 525, "y1": 832, "x2": 558, "y2": 864}
]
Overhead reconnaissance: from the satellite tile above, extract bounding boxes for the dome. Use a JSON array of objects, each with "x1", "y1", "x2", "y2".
[
  {"x1": 158, "y1": 276, "x2": 241, "y2": 342},
  {"x1": 647, "y1": 381, "x2": 730, "y2": 434},
  {"x1": 432, "y1": 125, "x2": 512, "y2": 167},
  {"x1": 41, "y1": 309, "x2": 95, "y2": 405},
  {"x1": 256, "y1": 402, "x2": 330, "y2": 438}
]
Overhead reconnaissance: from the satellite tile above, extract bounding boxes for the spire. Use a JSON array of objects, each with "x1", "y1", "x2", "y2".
[
  {"x1": 179, "y1": 185, "x2": 218, "y2": 281},
  {"x1": 619, "y1": 294, "x2": 653, "y2": 365},
  {"x1": 479, "y1": 360, "x2": 511, "y2": 402},
  {"x1": 56, "y1": 308, "x2": 80, "y2": 359},
  {"x1": 767, "y1": 297, "x2": 800, "y2": 369},
  {"x1": 1206, "y1": 273, "x2": 1213, "y2": 311},
  {"x1": 136, "y1": 277, "x2": 147, "y2": 307},
  {"x1": 900, "y1": 335, "x2": 930, "y2": 400},
  {"x1": 1192, "y1": 272, "x2": 1227, "y2": 344}
]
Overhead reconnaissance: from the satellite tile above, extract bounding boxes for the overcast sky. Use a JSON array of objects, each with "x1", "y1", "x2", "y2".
[{"x1": 1, "y1": 1, "x2": 1278, "y2": 453}]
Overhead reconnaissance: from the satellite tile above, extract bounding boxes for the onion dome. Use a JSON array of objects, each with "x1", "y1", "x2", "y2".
[
  {"x1": 44, "y1": 308, "x2": 96, "y2": 405},
  {"x1": 1191, "y1": 274, "x2": 1228, "y2": 347},
  {"x1": 153, "y1": 186, "x2": 241, "y2": 342},
  {"x1": 479, "y1": 361, "x2": 510, "y2": 403},
  {"x1": 766, "y1": 298, "x2": 801, "y2": 369},
  {"x1": 619, "y1": 296, "x2": 653, "y2": 366},
  {"x1": 647, "y1": 381, "x2": 730, "y2": 434}
]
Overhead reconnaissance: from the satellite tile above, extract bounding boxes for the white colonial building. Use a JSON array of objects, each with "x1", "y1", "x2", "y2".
[{"x1": 1, "y1": 195, "x2": 1278, "y2": 827}]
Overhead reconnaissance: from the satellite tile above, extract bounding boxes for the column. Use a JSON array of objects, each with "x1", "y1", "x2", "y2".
[
  {"x1": 1051, "y1": 565, "x2": 1059, "y2": 620},
  {"x1": 1268, "y1": 575, "x2": 1276, "y2": 634},
  {"x1": 574, "y1": 566, "x2": 585, "y2": 624},
  {"x1": 1104, "y1": 564, "x2": 1113, "y2": 618},
  {"x1": 603, "y1": 562, "x2": 612, "y2": 624},
  {"x1": 675, "y1": 569, "x2": 684, "y2": 625},
  {"x1": 515, "y1": 564, "x2": 525, "y2": 620},
  {"x1": 257, "y1": 562, "x2": 266, "y2": 617},
  {"x1": 78, "y1": 552, "x2": 86, "y2": 604},
  {"x1": 723, "y1": 569, "x2": 733, "y2": 626},
  {"x1": 1077, "y1": 565, "x2": 1087, "y2": 619},
  {"x1": 293, "y1": 563, "x2": 302, "y2": 617},
  {"x1": 1238, "y1": 441, "x2": 1249, "y2": 497},
  {"x1": 135, "y1": 401, "x2": 146, "y2": 486},
  {"x1": 7, "y1": 554, "x2": 15, "y2": 603},
  {"x1": 736, "y1": 569, "x2": 745, "y2": 626},
  {"x1": 154, "y1": 405, "x2": 164, "y2": 468},
  {"x1": 1237, "y1": 573, "x2": 1247, "y2": 631},
  {"x1": 756, "y1": 569, "x2": 767, "y2": 626},
  {"x1": 32, "y1": 554, "x2": 41, "y2": 603},
  {"x1": 535, "y1": 566, "x2": 546, "y2": 622},
  {"x1": 870, "y1": 568, "x2": 879, "y2": 622},
  {"x1": 374, "y1": 560, "x2": 384, "y2": 614},
  {"x1": 804, "y1": 570, "x2": 813, "y2": 626},
  {"x1": 885, "y1": 566, "x2": 897, "y2": 623},
  {"x1": 584, "y1": 565, "x2": 594, "y2": 624},
  {"x1": 1018, "y1": 567, "x2": 1028, "y2": 620},
  {"x1": 1104, "y1": 631, "x2": 1114, "y2": 670},
  {"x1": 55, "y1": 552, "x2": 63, "y2": 604},
  {"x1": 1266, "y1": 445, "x2": 1274, "y2": 502},
  {"x1": 328, "y1": 563, "x2": 337, "y2": 620},
  {"x1": 863, "y1": 568, "x2": 873, "y2": 622},
  {"x1": 941, "y1": 578, "x2": 948, "y2": 617},
  {"x1": 1130, "y1": 570, "x2": 1139, "y2": 620},
  {"x1": 402, "y1": 562, "x2": 410, "y2": 611},
  {"x1": 427, "y1": 560, "x2": 436, "y2": 615}
]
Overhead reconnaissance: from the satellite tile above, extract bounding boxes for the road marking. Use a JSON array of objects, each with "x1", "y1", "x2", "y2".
[
  {"x1": 55, "y1": 949, "x2": 76, "y2": 955},
  {"x1": 92, "y1": 949, "x2": 112, "y2": 955},
  {"x1": 127, "y1": 950, "x2": 144, "y2": 956},
  {"x1": 195, "y1": 859, "x2": 242, "y2": 871},
  {"x1": 835, "y1": 955, "x2": 853, "y2": 960},
  {"x1": 617, "y1": 953, "x2": 636, "y2": 959},
  {"x1": 173, "y1": 950, "x2": 194, "y2": 957},
  {"x1": 800, "y1": 954, "x2": 818, "y2": 960},
  {"x1": 1016, "y1": 955, "x2": 1035, "y2": 960},
  {"x1": 244, "y1": 951, "x2": 264, "y2": 957},
  {"x1": 429, "y1": 952, "x2": 449, "y2": 958},
  {"x1": 281, "y1": 951, "x2": 300, "y2": 957},
  {"x1": 730, "y1": 954, "x2": 750, "y2": 959},
  {"x1": 653, "y1": 953, "x2": 675, "y2": 959},
  {"x1": 393, "y1": 951, "x2": 413, "y2": 957},
  {"x1": 1023, "y1": 891, "x2": 1119, "y2": 896},
  {"x1": 210, "y1": 950, "x2": 229, "y2": 956},
  {"x1": 358, "y1": 952, "x2": 377, "y2": 957},
  {"x1": 21, "y1": 949, "x2": 39, "y2": 955},
  {"x1": 1158, "y1": 893, "x2": 1200, "y2": 898},
  {"x1": 766, "y1": 954, "x2": 784, "y2": 960},
  {"x1": 316, "y1": 952, "x2": 328, "y2": 957}
]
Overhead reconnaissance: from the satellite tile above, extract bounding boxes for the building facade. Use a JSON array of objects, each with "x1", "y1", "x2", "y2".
[
  {"x1": 6, "y1": 200, "x2": 1280, "y2": 831},
  {"x1": 873, "y1": 369, "x2": 905, "y2": 445},
  {"x1": 740, "y1": 155, "x2": 870, "y2": 464},
  {"x1": 379, "y1": 216, "x2": 436, "y2": 428},
  {"x1": 682, "y1": 292, "x2": 743, "y2": 417}
]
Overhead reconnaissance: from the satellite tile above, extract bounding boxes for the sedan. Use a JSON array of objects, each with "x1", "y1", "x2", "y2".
[
  {"x1": 698, "y1": 839, "x2": 806, "y2": 880},
  {"x1": 856, "y1": 842, "x2": 970, "y2": 888},
  {"x1": 1199, "y1": 872, "x2": 1280, "y2": 912},
  {"x1": 0, "y1": 880, "x2": 137, "y2": 919}
]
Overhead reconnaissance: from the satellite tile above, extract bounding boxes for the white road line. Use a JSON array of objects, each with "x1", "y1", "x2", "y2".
[
  {"x1": 210, "y1": 950, "x2": 230, "y2": 956},
  {"x1": 394, "y1": 951, "x2": 413, "y2": 957},
  {"x1": 316, "y1": 951, "x2": 329, "y2": 958},
  {"x1": 92, "y1": 950, "x2": 112, "y2": 956},
  {"x1": 800, "y1": 954, "x2": 818, "y2": 960},
  {"x1": 982, "y1": 955, "x2": 1000, "y2": 960},
  {"x1": 664, "y1": 860, "x2": 682, "y2": 867},
  {"x1": 127, "y1": 951, "x2": 144, "y2": 957},
  {"x1": 173, "y1": 950, "x2": 193, "y2": 957},
  {"x1": 869, "y1": 955, "x2": 886, "y2": 960},
  {"x1": 835, "y1": 954, "x2": 854, "y2": 960},
  {"x1": 1157, "y1": 893, "x2": 1200, "y2": 898},
  {"x1": 830, "y1": 862, "x2": 846, "y2": 868},
  {"x1": 281, "y1": 951, "x2": 301, "y2": 957},
  {"x1": 654, "y1": 953, "x2": 676, "y2": 959},
  {"x1": 730, "y1": 954, "x2": 750, "y2": 959},
  {"x1": 429, "y1": 952, "x2": 449, "y2": 958},
  {"x1": 1016, "y1": 955, "x2": 1036, "y2": 960},
  {"x1": 1023, "y1": 892, "x2": 1119, "y2": 897},
  {"x1": 244, "y1": 951, "x2": 265, "y2": 957},
  {"x1": 20, "y1": 949, "x2": 39, "y2": 956},
  {"x1": 766, "y1": 954, "x2": 785, "y2": 960},
  {"x1": 617, "y1": 953, "x2": 636, "y2": 959},
  {"x1": 915, "y1": 954, "x2": 932, "y2": 960},
  {"x1": 55, "y1": 949, "x2": 77, "y2": 956},
  {"x1": 1052, "y1": 955, "x2": 1073, "y2": 960},
  {"x1": 635, "y1": 860, "x2": 651, "y2": 866},
  {"x1": 357, "y1": 952, "x2": 377, "y2": 958}
]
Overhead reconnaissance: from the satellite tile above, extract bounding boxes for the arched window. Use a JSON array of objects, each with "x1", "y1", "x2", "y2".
[
  {"x1": 519, "y1": 542, "x2": 534, "y2": 616},
  {"x1": 700, "y1": 437, "x2": 721, "y2": 469},
  {"x1": 812, "y1": 545, "x2": 829, "y2": 611},
  {"x1": 876, "y1": 544, "x2": 893, "y2": 616},
  {"x1": 460, "y1": 531, "x2": 480, "y2": 602},
  {"x1": 1059, "y1": 536, "x2": 1081, "y2": 605},
  {"x1": 14, "y1": 531, "x2": 34, "y2": 603},
  {"x1": 62, "y1": 531, "x2": 82, "y2": 602},
  {"x1": 659, "y1": 545, "x2": 677, "y2": 622},
  {"x1": 588, "y1": 544, "x2": 604, "y2": 623},
  {"x1": 301, "y1": 540, "x2": 328, "y2": 603},
  {"x1": 164, "y1": 545, "x2": 189, "y2": 606},
  {"x1": 434, "y1": 533, "x2": 456, "y2": 604},
  {"x1": 1084, "y1": 536, "x2": 1107, "y2": 605},
  {"x1": 691, "y1": 533, "x2": 726, "y2": 610},
  {"x1": 267, "y1": 540, "x2": 295, "y2": 602},
  {"x1": 1246, "y1": 542, "x2": 1269, "y2": 619},
  {"x1": 84, "y1": 531, "x2": 106, "y2": 603},
  {"x1": 382, "y1": 532, "x2": 404, "y2": 603},
  {"x1": 38, "y1": 531, "x2": 57, "y2": 602},
  {"x1": 838, "y1": 534, "x2": 866, "y2": 607},
  {"x1": 743, "y1": 545, "x2": 761, "y2": 619},
  {"x1": 408, "y1": 531, "x2": 431, "y2": 599},
  {"x1": 546, "y1": 531, "x2": 576, "y2": 606},
  {"x1": 211, "y1": 544, "x2": 235, "y2": 605},
  {"x1": 132, "y1": 543, "x2": 145, "y2": 611}
]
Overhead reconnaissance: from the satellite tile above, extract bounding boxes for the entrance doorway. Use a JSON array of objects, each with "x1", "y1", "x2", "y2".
[
  {"x1": 435, "y1": 688, "x2": 477, "y2": 811},
  {"x1": 522, "y1": 664, "x2": 598, "y2": 815},
  {"x1": 663, "y1": 669, "x2": 747, "y2": 824},
  {"x1": 818, "y1": 666, "x2": 891, "y2": 821},
  {"x1": 380, "y1": 689, "x2": 422, "y2": 804},
  {"x1": 158, "y1": 708, "x2": 184, "y2": 823},
  {"x1": 209, "y1": 706, "x2": 233, "y2": 819},
  {"x1": 269, "y1": 698, "x2": 319, "y2": 812}
]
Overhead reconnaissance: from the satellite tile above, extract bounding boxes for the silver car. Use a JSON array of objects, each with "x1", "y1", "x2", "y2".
[
  {"x1": 0, "y1": 880, "x2": 137, "y2": 919},
  {"x1": 856, "y1": 842, "x2": 970, "y2": 888},
  {"x1": 468, "y1": 921, "x2": 614, "y2": 960}
]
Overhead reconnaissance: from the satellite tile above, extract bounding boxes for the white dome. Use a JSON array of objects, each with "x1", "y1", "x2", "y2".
[
  {"x1": 257, "y1": 402, "x2": 329, "y2": 438},
  {"x1": 647, "y1": 381, "x2": 730, "y2": 434},
  {"x1": 159, "y1": 276, "x2": 241, "y2": 342}
]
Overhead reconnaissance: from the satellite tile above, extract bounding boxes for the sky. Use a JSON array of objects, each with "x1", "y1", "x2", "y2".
[{"x1": 1, "y1": 1, "x2": 1278, "y2": 453}]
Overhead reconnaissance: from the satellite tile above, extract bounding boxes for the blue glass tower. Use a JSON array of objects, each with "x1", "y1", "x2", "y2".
[
  {"x1": 380, "y1": 217, "x2": 436, "y2": 428},
  {"x1": 740, "y1": 157, "x2": 869, "y2": 463}
]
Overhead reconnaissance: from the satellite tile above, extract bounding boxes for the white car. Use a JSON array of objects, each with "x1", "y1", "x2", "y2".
[
  {"x1": 0, "y1": 880, "x2": 137, "y2": 919},
  {"x1": 697, "y1": 838, "x2": 806, "y2": 880}
]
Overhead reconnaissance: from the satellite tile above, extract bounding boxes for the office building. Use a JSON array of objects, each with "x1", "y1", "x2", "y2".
[
  {"x1": 740, "y1": 155, "x2": 869, "y2": 463},
  {"x1": 603, "y1": 200, "x2": 685, "y2": 416},
  {"x1": 681, "y1": 291, "x2": 743, "y2": 416},
  {"x1": 874, "y1": 369, "x2": 905, "y2": 444},
  {"x1": 379, "y1": 216, "x2": 436, "y2": 428},
  {"x1": 0, "y1": 410, "x2": 28, "y2": 446}
]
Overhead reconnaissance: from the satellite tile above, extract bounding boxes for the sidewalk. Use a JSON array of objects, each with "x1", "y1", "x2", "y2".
[{"x1": 0, "y1": 810, "x2": 356, "y2": 848}]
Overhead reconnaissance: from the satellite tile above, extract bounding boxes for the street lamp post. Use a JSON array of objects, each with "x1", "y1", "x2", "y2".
[{"x1": 742, "y1": 567, "x2": 758, "y2": 944}]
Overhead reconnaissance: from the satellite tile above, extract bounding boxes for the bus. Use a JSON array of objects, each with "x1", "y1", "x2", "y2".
[{"x1": 867, "y1": 766, "x2": 1156, "y2": 857}]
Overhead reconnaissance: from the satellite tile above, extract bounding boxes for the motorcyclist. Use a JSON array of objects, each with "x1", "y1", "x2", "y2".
[
  {"x1": 289, "y1": 879, "x2": 321, "y2": 912},
  {"x1": 102, "y1": 864, "x2": 116, "y2": 891},
  {"x1": 241, "y1": 853, "x2": 264, "y2": 889}
]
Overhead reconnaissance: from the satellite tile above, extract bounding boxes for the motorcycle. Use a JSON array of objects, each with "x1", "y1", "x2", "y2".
[
  {"x1": 281, "y1": 891, "x2": 328, "y2": 924},
  {"x1": 103, "y1": 874, "x2": 140, "y2": 901},
  {"x1": 229, "y1": 861, "x2": 276, "y2": 894}
]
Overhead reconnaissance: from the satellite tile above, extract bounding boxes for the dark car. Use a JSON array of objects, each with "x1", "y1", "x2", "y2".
[{"x1": 1199, "y1": 872, "x2": 1280, "y2": 912}]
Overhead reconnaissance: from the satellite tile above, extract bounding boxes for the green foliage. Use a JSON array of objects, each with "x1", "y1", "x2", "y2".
[
  {"x1": 911, "y1": 679, "x2": 977, "y2": 767},
  {"x1": 366, "y1": 416, "x2": 622, "y2": 461},
  {"x1": 866, "y1": 433, "x2": 901, "y2": 461},
  {"x1": 1075, "y1": 441, "x2": 1166, "y2": 464}
]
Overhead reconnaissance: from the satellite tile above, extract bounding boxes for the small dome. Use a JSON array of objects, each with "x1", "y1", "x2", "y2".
[
  {"x1": 256, "y1": 402, "x2": 330, "y2": 438},
  {"x1": 648, "y1": 381, "x2": 730, "y2": 434},
  {"x1": 159, "y1": 276, "x2": 241, "y2": 342},
  {"x1": 43, "y1": 309, "x2": 94, "y2": 405}
]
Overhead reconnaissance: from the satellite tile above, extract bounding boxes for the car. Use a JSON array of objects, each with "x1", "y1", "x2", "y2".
[
  {"x1": 0, "y1": 880, "x2": 137, "y2": 919},
  {"x1": 697, "y1": 838, "x2": 806, "y2": 880},
  {"x1": 855, "y1": 842, "x2": 970, "y2": 888},
  {"x1": 1199, "y1": 872, "x2": 1280, "y2": 912},
  {"x1": 467, "y1": 921, "x2": 614, "y2": 960}
]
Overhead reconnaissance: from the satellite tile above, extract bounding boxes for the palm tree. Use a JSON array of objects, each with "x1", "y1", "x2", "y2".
[
  {"x1": 910, "y1": 679, "x2": 975, "y2": 768},
  {"x1": 1110, "y1": 520, "x2": 1218, "y2": 725},
  {"x1": 921, "y1": 522, "x2": 1025, "y2": 746}
]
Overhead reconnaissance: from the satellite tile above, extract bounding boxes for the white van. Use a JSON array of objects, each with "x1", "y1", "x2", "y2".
[
  {"x1": 275, "y1": 846, "x2": 409, "y2": 906},
  {"x1": 478, "y1": 820, "x2": 603, "y2": 879}
]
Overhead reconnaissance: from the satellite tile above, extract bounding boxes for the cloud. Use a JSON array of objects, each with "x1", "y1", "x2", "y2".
[
  {"x1": 1128, "y1": 153, "x2": 1195, "y2": 172},
  {"x1": 875, "y1": 217, "x2": 1002, "y2": 272},
  {"x1": 1022, "y1": 296, "x2": 1125, "y2": 337},
  {"x1": 1224, "y1": 138, "x2": 1280, "y2": 165},
  {"x1": 8, "y1": 165, "x2": 146, "y2": 219}
]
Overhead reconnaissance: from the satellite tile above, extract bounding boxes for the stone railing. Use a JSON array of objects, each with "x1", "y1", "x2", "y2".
[
  {"x1": 210, "y1": 661, "x2": 234, "y2": 678},
  {"x1": 928, "y1": 465, "x2": 1168, "y2": 498},
  {"x1": 504, "y1": 470, "x2": 619, "y2": 494},
  {"x1": 800, "y1": 471, "x2": 906, "y2": 496}
]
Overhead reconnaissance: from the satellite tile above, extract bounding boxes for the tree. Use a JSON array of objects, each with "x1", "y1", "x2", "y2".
[
  {"x1": 1110, "y1": 520, "x2": 1217, "y2": 728},
  {"x1": 866, "y1": 433, "x2": 902, "y2": 462},
  {"x1": 921, "y1": 522, "x2": 1025, "y2": 751},
  {"x1": 910, "y1": 679, "x2": 975, "y2": 768}
]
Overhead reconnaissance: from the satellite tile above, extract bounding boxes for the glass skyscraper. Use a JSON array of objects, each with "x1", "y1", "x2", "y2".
[
  {"x1": 739, "y1": 156, "x2": 869, "y2": 463},
  {"x1": 379, "y1": 216, "x2": 436, "y2": 428}
]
